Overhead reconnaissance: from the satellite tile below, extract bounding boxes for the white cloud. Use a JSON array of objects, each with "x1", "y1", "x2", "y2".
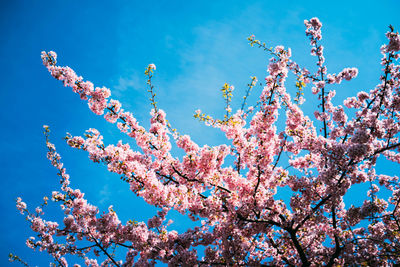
[
  {"x1": 98, "y1": 184, "x2": 110, "y2": 204},
  {"x1": 113, "y1": 71, "x2": 144, "y2": 96}
]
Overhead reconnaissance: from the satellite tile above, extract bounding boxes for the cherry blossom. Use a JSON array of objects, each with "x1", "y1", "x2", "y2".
[{"x1": 13, "y1": 18, "x2": 400, "y2": 266}]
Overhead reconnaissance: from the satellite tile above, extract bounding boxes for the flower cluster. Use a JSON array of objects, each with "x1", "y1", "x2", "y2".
[{"x1": 14, "y1": 18, "x2": 400, "y2": 266}]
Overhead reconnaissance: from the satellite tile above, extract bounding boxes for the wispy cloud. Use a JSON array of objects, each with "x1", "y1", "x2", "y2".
[
  {"x1": 113, "y1": 71, "x2": 144, "y2": 96},
  {"x1": 152, "y1": 4, "x2": 278, "y2": 144},
  {"x1": 98, "y1": 184, "x2": 111, "y2": 205}
]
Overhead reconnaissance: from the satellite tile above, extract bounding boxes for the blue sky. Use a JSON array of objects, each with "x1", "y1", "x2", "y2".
[{"x1": 1, "y1": 0, "x2": 400, "y2": 265}]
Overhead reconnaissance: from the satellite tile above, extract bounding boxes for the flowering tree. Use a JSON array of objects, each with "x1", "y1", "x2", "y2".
[{"x1": 11, "y1": 18, "x2": 400, "y2": 266}]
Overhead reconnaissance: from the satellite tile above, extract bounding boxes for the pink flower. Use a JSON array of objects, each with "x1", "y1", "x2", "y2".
[
  {"x1": 385, "y1": 31, "x2": 400, "y2": 52},
  {"x1": 16, "y1": 197, "x2": 27, "y2": 214},
  {"x1": 148, "y1": 63, "x2": 156, "y2": 71},
  {"x1": 339, "y1": 67, "x2": 358, "y2": 81}
]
